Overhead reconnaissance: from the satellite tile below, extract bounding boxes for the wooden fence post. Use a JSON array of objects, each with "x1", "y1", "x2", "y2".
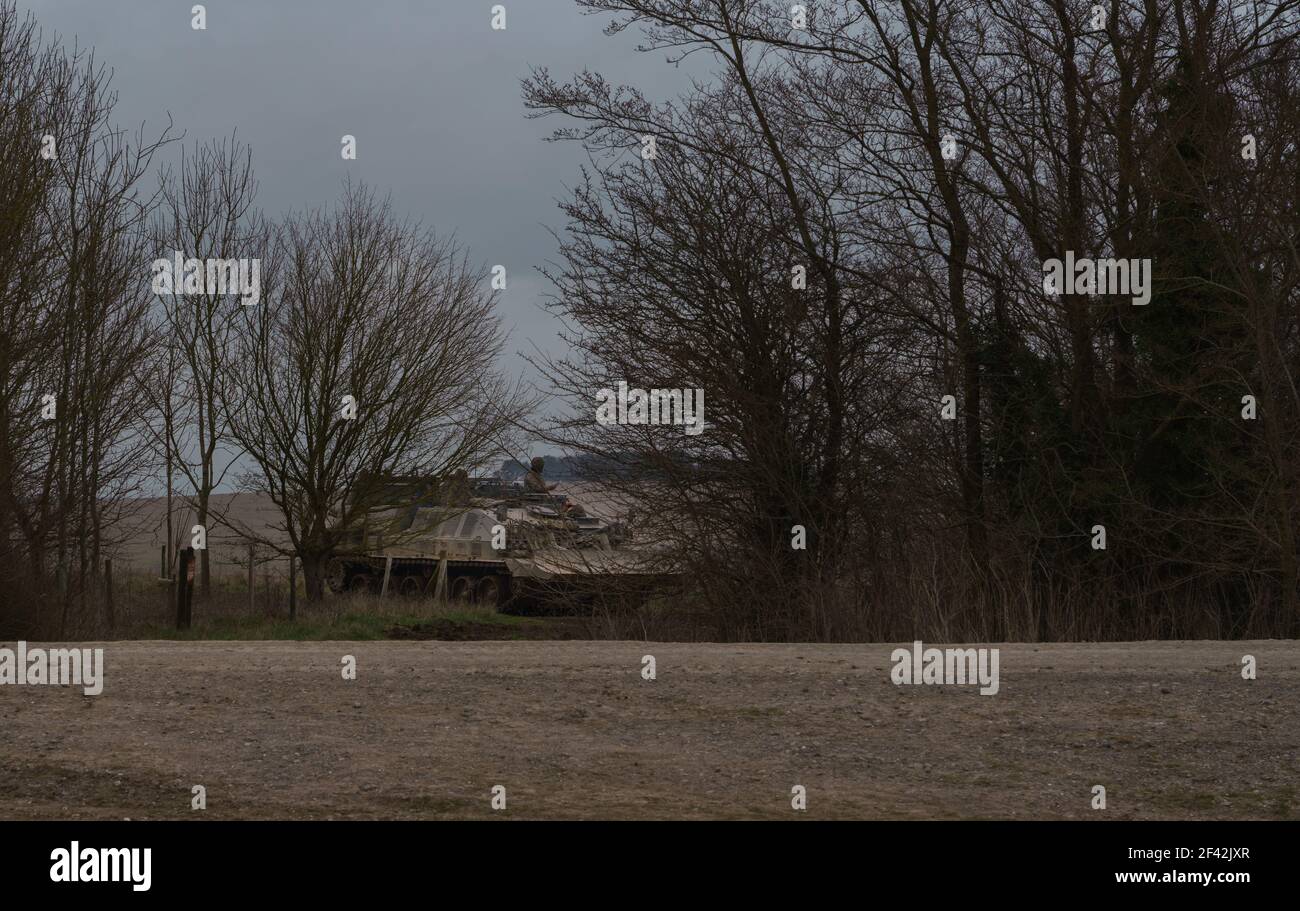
[
  {"x1": 289, "y1": 556, "x2": 298, "y2": 621},
  {"x1": 433, "y1": 555, "x2": 449, "y2": 605},
  {"x1": 162, "y1": 544, "x2": 171, "y2": 615},
  {"x1": 104, "y1": 559, "x2": 115, "y2": 632},
  {"x1": 175, "y1": 547, "x2": 193, "y2": 630}
]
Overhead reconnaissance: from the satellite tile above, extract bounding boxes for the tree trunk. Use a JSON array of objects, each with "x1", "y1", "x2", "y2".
[{"x1": 303, "y1": 554, "x2": 328, "y2": 602}]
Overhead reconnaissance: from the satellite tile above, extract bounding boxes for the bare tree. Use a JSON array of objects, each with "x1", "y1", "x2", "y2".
[
  {"x1": 524, "y1": 5, "x2": 905, "y2": 638},
  {"x1": 0, "y1": 3, "x2": 61, "y2": 633},
  {"x1": 224, "y1": 181, "x2": 532, "y2": 601},
  {"x1": 0, "y1": 0, "x2": 172, "y2": 635},
  {"x1": 152, "y1": 133, "x2": 265, "y2": 598},
  {"x1": 526, "y1": 0, "x2": 1300, "y2": 639}
]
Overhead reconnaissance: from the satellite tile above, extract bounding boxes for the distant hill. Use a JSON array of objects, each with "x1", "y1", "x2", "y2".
[
  {"x1": 497, "y1": 453, "x2": 686, "y2": 482},
  {"x1": 497, "y1": 455, "x2": 594, "y2": 481}
]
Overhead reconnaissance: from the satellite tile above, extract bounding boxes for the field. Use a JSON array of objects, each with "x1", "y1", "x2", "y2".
[
  {"x1": 1, "y1": 640, "x2": 1295, "y2": 820},
  {"x1": 104, "y1": 485, "x2": 620, "y2": 584}
]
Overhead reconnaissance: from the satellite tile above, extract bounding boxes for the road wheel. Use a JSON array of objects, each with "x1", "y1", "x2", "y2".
[
  {"x1": 399, "y1": 575, "x2": 424, "y2": 598},
  {"x1": 449, "y1": 575, "x2": 474, "y2": 605},
  {"x1": 476, "y1": 575, "x2": 504, "y2": 610},
  {"x1": 348, "y1": 572, "x2": 375, "y2": 594}
]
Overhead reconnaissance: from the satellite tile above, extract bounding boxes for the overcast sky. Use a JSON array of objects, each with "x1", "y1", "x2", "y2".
[{"x1": 24, "y1": 0, "x2": 699, "y2": 381}]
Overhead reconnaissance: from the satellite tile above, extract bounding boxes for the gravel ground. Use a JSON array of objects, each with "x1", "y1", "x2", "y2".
[{"x1": 0, "y1": 640, "x2": 1295, "y2": 820}]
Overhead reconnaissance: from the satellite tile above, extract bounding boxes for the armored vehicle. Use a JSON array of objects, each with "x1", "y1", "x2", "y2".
[{"x1": 324, "y1": 477, "x2": 668, "y2": 611}]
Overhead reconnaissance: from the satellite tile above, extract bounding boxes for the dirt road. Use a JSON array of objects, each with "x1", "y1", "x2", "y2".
[{"x1": 1, "y1": 641, "x2": 1295, "y2": 819}]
